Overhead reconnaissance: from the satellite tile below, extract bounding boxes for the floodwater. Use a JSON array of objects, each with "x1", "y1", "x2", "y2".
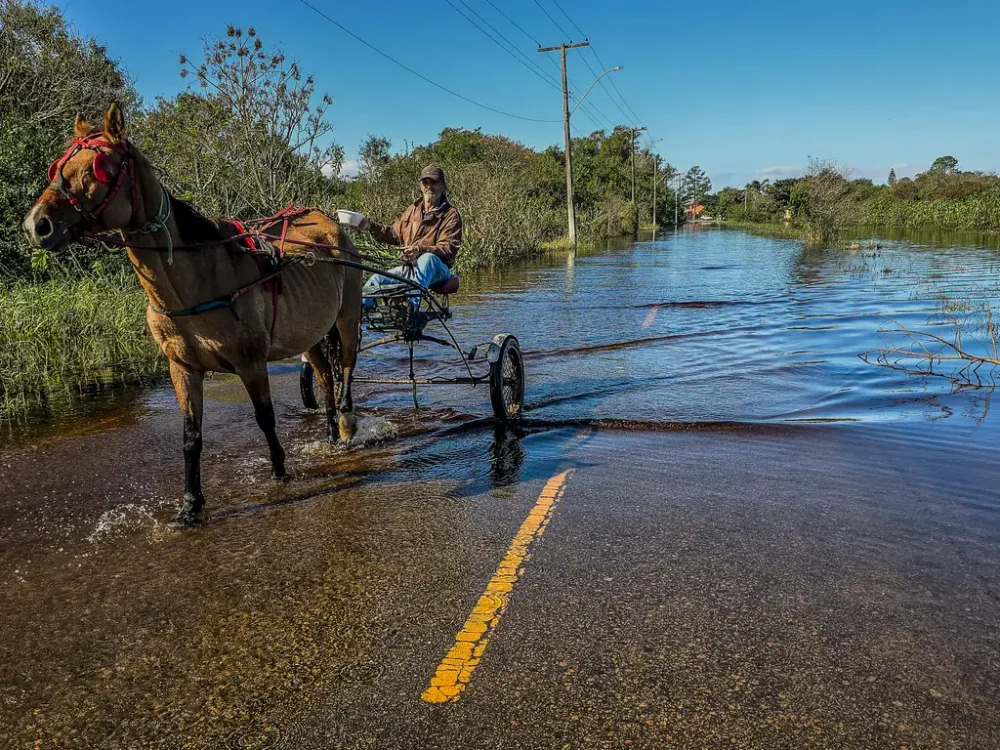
[{"x1": 2, "y1": 227, "x2": 1000, "y2": 748}]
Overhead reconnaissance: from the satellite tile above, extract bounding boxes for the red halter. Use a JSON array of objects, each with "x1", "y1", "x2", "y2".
[{"x1": 47, "y1": 132, "x2": 138, "y2": 225}]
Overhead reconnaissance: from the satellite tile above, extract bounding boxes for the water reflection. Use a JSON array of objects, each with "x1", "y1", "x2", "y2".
[{"x1": 488, "y1": 424, "x2": 526, "y2": 489}]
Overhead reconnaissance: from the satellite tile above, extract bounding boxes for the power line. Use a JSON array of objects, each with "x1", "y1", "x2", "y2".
[
  {"x1": 484, "y1": 0, "x2": 541, "y2": 47},
  {"x1": 294, "y1": 0, "x2": 559, "y2": 123},
  {"x1": 529, "y1": 0, "x2": 635, "y2": 130},
  {"x1": 538, "y1": 0, "x2": 647, "y2": 128},
  {"x1": 575, "y1": 43, "x2": 637, "y2": 128},
  {"x1": 532, "y1": 0, "x2": 574, "y2": 41},
  {"x1": 550, "y1": 0, "x2": 587, "y2": 39},
  {"x1": 591, "y1": 43, "x2": 644, "y2": 127},
  {"x1": 445, "y1": 0, "x2": 562, "y2": 93},
  {"x1": 455, "y1": 0, "x2": 556, "y2": 85},
  {"x1": 475, "y1": 0, "x2": 616, "y2": 131}
]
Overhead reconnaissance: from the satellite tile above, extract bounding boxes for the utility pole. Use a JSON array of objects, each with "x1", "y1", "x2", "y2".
[
  {"x1": 649, "y1": 138, "x2": 663, "y2": 234},
  {"x1": 674, "y1": 175, "x2": 680, "y2": 226},
  {"x1": 539, "y1": 40, "x2": 590, "y2": 247},
  {"x1": 628, "y1": 126, "x2": 647, "y2": 235}
]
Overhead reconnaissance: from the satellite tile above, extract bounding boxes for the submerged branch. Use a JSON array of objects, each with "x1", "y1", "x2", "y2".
[{"x1": 861, "y1": 308, "x2": 1000, "y2": 388}]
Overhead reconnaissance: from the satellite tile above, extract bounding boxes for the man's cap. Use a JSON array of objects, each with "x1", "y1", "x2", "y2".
[{"x1": 419, "y1": 165, "x2": 446, "y2": 184}]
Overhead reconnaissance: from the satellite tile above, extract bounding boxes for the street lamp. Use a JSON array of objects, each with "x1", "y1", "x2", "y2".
[{"x1": 570, "y1": 66, "x2": 623, "y2": 115}]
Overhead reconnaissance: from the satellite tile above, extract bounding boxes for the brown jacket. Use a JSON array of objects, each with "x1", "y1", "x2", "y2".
[{"x1": 368, "y1": 199, "x2": 463, "y2": 267}]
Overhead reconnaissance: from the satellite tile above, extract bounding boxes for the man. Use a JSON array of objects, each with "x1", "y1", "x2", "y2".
[{"x1": 360, "y1": 165, "x2": 462, "y2": 309}]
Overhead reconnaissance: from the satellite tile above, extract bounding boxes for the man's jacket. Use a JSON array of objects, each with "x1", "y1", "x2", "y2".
[{"x1": 368, "y1": 199, "x2": 463, "y2": 267}]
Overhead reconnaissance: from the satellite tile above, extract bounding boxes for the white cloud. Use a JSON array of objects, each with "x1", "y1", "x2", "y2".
[
  {"x1": 321, "y1": 160, "x2": 360, "y2": 179},
  {"x1": 757, "y1": 165, "x2": 804, "y2": 178},
  {"x1": 340, "y1": 159, "x2": 360, "y2": 178}
]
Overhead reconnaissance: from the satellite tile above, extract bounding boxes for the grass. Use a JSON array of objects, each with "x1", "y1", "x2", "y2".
[
  {"x1": 720, "y1": 221, "x2": 807, "y2": 239},
  {"x1": 0, "y1": 271, "x2": 164, "y2": 421},
  {"x1": 538, "y1": 236, "x2": 601, "y2": 252}
]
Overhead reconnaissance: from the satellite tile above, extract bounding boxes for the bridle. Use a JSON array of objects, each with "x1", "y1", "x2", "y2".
[
  {"x1": 48, "y1": 131, "x2": 174, "y2": 259},
  {"x1": 47, "y1": 131, "x2": 137, "y2": 225}
]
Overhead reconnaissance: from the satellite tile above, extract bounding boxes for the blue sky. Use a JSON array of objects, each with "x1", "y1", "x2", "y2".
[{"x1": 60, "y1": 0, "x2": 999, "y2": 188}]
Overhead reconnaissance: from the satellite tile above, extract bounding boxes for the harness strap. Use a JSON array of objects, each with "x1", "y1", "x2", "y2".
[{"x1": 147, "y1": 262, "x2": 295, "y2": 320}]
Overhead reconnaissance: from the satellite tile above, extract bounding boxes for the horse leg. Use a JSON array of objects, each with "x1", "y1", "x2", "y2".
[
  {"x1": 237, "y1": 363, "x2": 287, "y2": 481},
  {"x1": 169, "y1": 361, "x2": 206, "y2": 525},
  {"x1": 304, "y1": 336, "x2": 339, "y2": 445},
  {"x1": 335, "y1": 307, "x2": 360, "y2": 443}
]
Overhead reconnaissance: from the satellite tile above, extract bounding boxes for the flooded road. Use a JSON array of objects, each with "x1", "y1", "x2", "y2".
[{"x1": 2, "y1": 228, "x2": 999, "y2": 748}]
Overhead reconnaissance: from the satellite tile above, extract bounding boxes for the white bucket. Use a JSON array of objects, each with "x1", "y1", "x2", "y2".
[{"x1": 335, "y1": 209, "x2": 366, "y2": 228}]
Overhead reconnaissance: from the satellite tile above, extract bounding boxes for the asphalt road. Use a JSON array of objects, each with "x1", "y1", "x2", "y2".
[{"x1": 2, "y1": 404, "x2": 998, "y2": 749}]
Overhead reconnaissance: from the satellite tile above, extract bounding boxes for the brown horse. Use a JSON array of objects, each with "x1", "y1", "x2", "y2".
[{"x1": 22, "y1": 103, "x2": 363, "y2": 525}]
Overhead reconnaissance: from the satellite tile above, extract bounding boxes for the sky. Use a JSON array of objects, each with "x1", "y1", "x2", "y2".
[{"x1": 57, "y1": 0, "x2": 1000, "y2": 188}]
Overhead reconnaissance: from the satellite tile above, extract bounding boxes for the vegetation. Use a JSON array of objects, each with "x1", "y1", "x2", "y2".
[
  {"x1": 682, "y1": 166, "x2": 712, "y2": 207},
  {"x1": 0, "y1": 271, "x2": 160, "y2": 417},
  {"x1": 708, "y1": 155, "x2": 1000, "y2": 242}
]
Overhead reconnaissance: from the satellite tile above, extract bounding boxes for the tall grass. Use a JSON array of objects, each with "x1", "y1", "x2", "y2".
[
  {"x1": 721, "y1": 221, "x2": 806, "y2": 239},
  {"x1": 861, "y1": 189, "x2": 1000, "y2": 231},
  {"x1": 0, "y1": 271, "x2": 164, "y2": 419}
]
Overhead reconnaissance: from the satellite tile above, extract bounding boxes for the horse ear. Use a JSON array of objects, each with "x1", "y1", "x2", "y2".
[
  {"x1": 73, "y1": 113, "x2": 92, "y2": 138},
  {"x1": 103, "y1": 103, "x2": 126, "y2": 144}
]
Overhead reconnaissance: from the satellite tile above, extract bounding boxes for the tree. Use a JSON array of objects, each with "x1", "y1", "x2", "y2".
[
  {"x1": 0, "y1": 0, "x2": 136, "y2": 276},
  {"x1": 683, "y1": 166, "x2": 712, "y2": 205},
  {"x1": 136, "y1": 93, "x2": 238, "y2": 215},
  {"x1": 164, "y1": 25, "x2": 343, "y2": 215},
  {"x1": 888, "y1": 168, "x2": 897, "y2": 186},
  {"x1": 715, "y1": 187, "x2": 743, "y2": 219},
  {"x1": 889, "y1": 176, "x2": 920, "y2": 200},
  {"x1": 358, "y1": 135, "x2": 392, "y2": 180},
  {"x1": 929, "y1": 155, "x2": 958, "y2": 174},
  {"x1": 799, "y1": 158, "x2": 853, "y2": 244},
  {"x1": 0, "y1": 0, "x2": 137, "y2": 128}
]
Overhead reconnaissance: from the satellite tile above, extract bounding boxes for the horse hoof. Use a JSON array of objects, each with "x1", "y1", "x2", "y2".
[
  {"x1": 339, "y1": 412, "x2": 357, "y2": 443},
  {"x1": 175, "y1": 492, "x2": 204, "y2": 527},
  {"x1": 271, "y1": 471, "x2": 290, "y2": 483}
]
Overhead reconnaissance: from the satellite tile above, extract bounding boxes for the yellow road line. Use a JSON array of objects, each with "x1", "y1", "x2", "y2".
[
  {"x1": 422, "y1": 469, "x2": 574, "y2": 704},
  {"x1": 642, "y1": 305, "x2": 660, "y2": 328}
]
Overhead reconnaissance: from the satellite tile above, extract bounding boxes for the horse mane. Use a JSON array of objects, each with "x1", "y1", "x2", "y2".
[{"x1": 168, "y1": 193, "x2": 225, "y2": 245}]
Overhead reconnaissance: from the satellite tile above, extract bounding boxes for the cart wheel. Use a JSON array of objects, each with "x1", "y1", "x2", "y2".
[
  {"x1": 300, "y1": 358, "x2": 320, "y2": 409},
  {"x1": 489, "y1": 334, "x2": 524, "y2": 422}
]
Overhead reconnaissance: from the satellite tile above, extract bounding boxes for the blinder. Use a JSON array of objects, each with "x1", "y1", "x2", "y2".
[{"x1": 46, "y1": 131, "x2": 136, "y2": 225}]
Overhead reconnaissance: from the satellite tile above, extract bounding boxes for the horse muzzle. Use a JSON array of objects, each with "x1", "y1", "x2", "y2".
[{"x1": 23, "y1": 203, "x2": 77, "y2": 251}]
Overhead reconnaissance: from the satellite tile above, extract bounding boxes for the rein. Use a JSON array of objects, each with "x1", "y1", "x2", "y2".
[{"x1": 91, "y1": 204, "x2": 400, "y2": 320}]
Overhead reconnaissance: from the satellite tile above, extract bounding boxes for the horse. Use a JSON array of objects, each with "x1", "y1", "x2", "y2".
[{"x1": 22, "y1": 103, "x2": 363, "y2": 526}]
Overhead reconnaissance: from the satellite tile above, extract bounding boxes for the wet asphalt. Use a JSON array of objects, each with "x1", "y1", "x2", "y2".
[{"x1": 2, "y1": 413, "x2": 999, "y2": 749}]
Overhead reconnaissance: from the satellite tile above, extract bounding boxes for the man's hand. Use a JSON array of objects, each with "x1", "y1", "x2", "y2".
[{"x1": 399, "y1": 245, "x2": 420, "y2": 264}]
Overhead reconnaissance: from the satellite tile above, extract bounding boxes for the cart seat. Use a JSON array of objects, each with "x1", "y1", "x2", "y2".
[{"x1": 431, "y1": 275, "x2": 460, "y2": 295}]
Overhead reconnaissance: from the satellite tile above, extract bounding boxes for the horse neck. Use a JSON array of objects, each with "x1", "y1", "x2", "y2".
[{"x1": 123, "y1": 154, "x2": 228, "y2": 312}]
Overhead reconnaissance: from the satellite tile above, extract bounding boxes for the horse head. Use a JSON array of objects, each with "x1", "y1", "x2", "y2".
[{"x1": 23, "y1": 103, "x2": 138, "y2": 251}]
